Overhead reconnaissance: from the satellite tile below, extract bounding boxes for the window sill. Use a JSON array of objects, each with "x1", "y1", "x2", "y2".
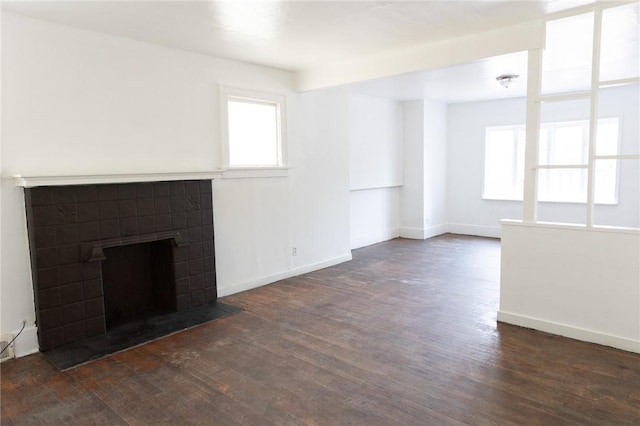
[
  {"x1": 482, "y1": 197, "x2": 618, "y2": 206},
  {"x1": 222, "y1": 167, "x2": 289, "y2": 179}
]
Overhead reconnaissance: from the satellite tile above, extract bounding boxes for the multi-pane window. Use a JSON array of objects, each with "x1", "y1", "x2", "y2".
[
  {"x1": 521, "y1": 3, "x2": 639, "y2": 227},
  {"x1": 484, "y1": 118, "x2": 619, "y2": 204}
]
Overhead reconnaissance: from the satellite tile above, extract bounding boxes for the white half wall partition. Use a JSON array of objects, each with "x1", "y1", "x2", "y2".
[
  {"x1": 499, "y1": 3, "x2": 640, "y2": 355},
  {"x1": 499, "y1": 220, "x2": 640, "y2": 353}
]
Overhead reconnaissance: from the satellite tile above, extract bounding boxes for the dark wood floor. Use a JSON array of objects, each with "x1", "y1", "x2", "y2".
[{"x1": 2, "y1": 234, "x2": 639, "y2": 425}]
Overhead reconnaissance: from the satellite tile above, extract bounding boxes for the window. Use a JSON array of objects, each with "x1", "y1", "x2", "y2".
[
  {"x1": 483, "y1": 118, "x2": 619, "y2": 204},
  {"x1": 220, "y1": 86, "x2": 286, "y2": 170},
  {"x1": 522, "y1": 4, "x2": 639, "y2": 228},
  {"x1": 483, "y1": 126, "x2": 525, "y2": 201}
]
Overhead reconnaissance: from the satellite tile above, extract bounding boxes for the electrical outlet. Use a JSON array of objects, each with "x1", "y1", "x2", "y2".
[
  {"x1": 292, "y1": 246, "x2": 297, "y2": 256},
  {"x1": 0, "y1": 334, "x2": 15, "y2": 362}
]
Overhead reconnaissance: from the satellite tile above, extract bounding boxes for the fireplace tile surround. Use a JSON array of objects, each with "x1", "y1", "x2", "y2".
[{"x1": 24, "y1": 179, "x2": 216, "y2": 351}]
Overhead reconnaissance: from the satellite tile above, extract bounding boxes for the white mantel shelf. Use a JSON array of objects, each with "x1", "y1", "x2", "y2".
[{"x1": 13, "y1": 171, "x2": 225, "y2": 188}]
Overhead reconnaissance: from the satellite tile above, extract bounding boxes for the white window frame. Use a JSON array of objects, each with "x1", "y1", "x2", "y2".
[
  {"x1": 220, "y1": 86, "x2": 288, "y2": 178},
  {"x1": 522, "y1": 3, "x2": 639, "y2": 228}
]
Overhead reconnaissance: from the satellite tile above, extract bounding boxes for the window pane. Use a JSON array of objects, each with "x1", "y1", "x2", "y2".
[
  {"x1": 228, "y1": 100, "x2": 279, "y2": 167},
  {"x1": 598, "y1": 84, "x2": 639, "y2": 156},
  {"x1": 538, "y1": 128, "x2": 550, "y2": 163},
  {"x1": 539, "y1": 98, "x2": 590, "y2": 167},
  {"x1": 600, "y1": 3, "x2": 640, "y2": 82},
  {"x1": 483, "y1": 128, "x2": 524, "y2": 200},
  {"x1": 538, "y1": 168, "x2": 587, "y2": 203},
  {"x1": 542, "y1": 13, "x2": 594, "y2": 94},
  {"x1": 539, "y1": 124, "x2": 585, "y2": 165},
  {"x1": 540, "y1": 98, "x2": 590, "y2": 124},
  {"x1": 537, "y1": 200, "x2": 586, "y2": 225},
  {"x1": 594, "y1": 159, "x2": 639, "y2": 227},
  {"x1": 593, "y1": 159, "x2": 618, "y2": 205},
  {"x1": 595, "y1": 118, "x2": 619, "y2": 157}
]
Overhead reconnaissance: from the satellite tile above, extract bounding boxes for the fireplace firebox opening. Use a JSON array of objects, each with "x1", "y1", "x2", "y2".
[{"x1": 102, "y1": 240, "x2": 176, "y2": 330}]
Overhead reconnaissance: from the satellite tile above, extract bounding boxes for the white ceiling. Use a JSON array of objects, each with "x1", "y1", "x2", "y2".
[
  {"x1": 1, "y1": 0, "x2": 594, "y2": 72},
  {"x1": 3, "y1": 0, "x2": 616, "y2": 103},
  {"x1": 348, "y1": 51, "x2": 530, "y2": 103}
]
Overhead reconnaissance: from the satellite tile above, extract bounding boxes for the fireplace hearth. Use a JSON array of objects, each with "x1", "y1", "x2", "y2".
[{"x1": 24, "y1": 179, "x2": 218, "y2": 351}]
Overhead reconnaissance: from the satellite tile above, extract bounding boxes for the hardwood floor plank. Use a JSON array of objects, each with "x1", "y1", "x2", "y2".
[
  {"x1": 0, "y1": 355, "x2": 126, "y2": 425},
  {"x1": 2, "y1": 235, "x2": 638, "y2": 425}
]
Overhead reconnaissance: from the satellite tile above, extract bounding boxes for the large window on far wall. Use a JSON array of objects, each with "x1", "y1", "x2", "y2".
[
  {"x1": 220, "y1": 86, "x2": 286, "y2": 169},
  {"x1": 483, "y1": 118, "x2": 620, "y2": 204}
]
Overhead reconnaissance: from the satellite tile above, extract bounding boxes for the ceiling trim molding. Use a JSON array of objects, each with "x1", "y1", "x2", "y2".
[{"x1": 294, "y1": 20, "x2": 545, "y2": 92}]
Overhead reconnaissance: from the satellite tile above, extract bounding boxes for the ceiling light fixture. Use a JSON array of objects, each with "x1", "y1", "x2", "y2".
[{"x1": 496, "y1": 74, "x2": 519, "y2": 88}]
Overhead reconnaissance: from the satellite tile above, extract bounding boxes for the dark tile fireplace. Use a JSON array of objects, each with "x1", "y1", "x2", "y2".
[{"x1": 24, "y1": 180, "x2": 217, "y2": 352}]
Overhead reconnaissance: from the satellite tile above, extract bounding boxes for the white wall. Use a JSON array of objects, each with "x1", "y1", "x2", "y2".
[
  {"x1": 422, "y1": 100, "x2": 448, "y2": 235},
  {"x1": 288, "y1": 87, "x2": 352, "y2": 271},
  {"x1": 499, "y1": 221, "x2": 640, "y2": 353},
  {"x1": 1, "y1": 12, "x2": 351, "y2": 356},
  {"x1": 447, "y1": 84, "x2": 640, "y2": 236},
  {"x1": 348, "y1": 93, "x2": 402, "y2": 249},
  {"x1": 348, "y1": 93, "x2": 402, "y2": 191},
  {"x1": 350, "y1": 188, "x2": 400, "y2": 249},
  {"x1": 214, "y1": 86, "x2": 352, "y2": 295},
  {"x1": 399, "y1": 100, "x2": 448, "y2": 239},
  {"x1": 399, "y1": 101, "x2": 424, "y2": 238},
  {"x1": 447, "y1": 97, "x2": 525, "y2": 237}
]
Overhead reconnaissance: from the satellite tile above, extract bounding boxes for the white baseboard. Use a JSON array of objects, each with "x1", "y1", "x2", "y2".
[
  {"x1": 351, "y1": 228, "x2": 399, "y2": 250},
  {"x1": 497, "y1": 310, "x2": 640, "y2": 354},
  {"x1": 447, "y1": 223, "x2": 501, "y2": 238},
  {"x1": 218, "y1": 253, "x2": 353, "y2": 298},
  {"x1": 12, "y1": 324, "x2": 39, "y2": 359},
  {"x1": 399, "y1": 224, "x2": 447, "y2": 240},
  {"x1": 399, "y1": 227, "x2": 425, "y2": 239},
  {"x1": 424, "y1": 224, "x2": 448, "y2": 239},
  {"x1": 351, "y1": 222, "x2": 500, "y2": 244}
]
